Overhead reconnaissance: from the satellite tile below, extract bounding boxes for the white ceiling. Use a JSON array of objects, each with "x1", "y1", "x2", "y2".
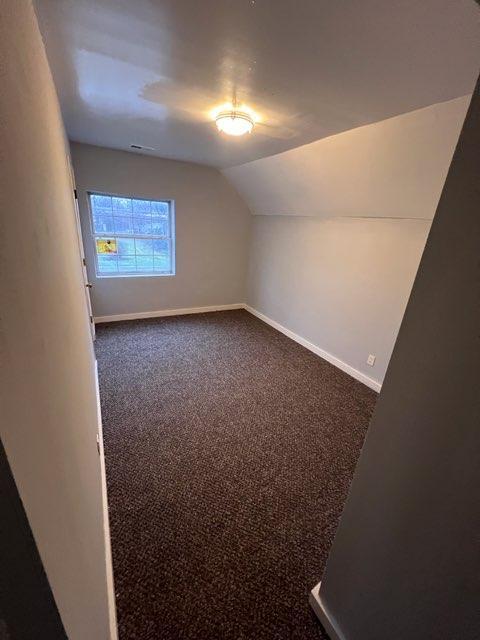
[{"x1": 35, "y1": 0, "x2": 480, "y2": 168}]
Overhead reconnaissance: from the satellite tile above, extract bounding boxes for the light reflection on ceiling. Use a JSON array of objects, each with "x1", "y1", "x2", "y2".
[{"x1": 35, "y1": 0, "x2": 480, "y2": 168}]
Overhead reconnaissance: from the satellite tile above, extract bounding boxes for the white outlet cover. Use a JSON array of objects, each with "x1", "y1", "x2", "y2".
[{"x1": 367, "y1": 354, "x2": 376, "y2": 366}]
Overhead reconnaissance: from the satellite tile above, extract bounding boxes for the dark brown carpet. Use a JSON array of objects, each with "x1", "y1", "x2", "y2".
[{"x1": 96, "y1": 310, "x2": 376, "y2": 640}]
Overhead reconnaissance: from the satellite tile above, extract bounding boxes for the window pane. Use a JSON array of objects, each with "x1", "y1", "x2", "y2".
[
  {"x1": 151, "y1": 201, "x2": 169, "y2": 217},
  {"x1": 114, "y1": 216, "x2": 134, "y2": 234},
  {"x1": 152, "y1": 219, "x2": 169, "y2": 236},
  {"x1": 153, "y1": 239, "x2": 170, "y2": 271},
  {"x1": 153, "y1": 239, "x2": 169, "y2": 255},
  {"x1": 91, "y1": 194, "x2": 112, "y2": 211},
  {"x1": 135, "y1": 238, "x2": 153, "y2": 255},
  {"x1": 154, "y1": 256, "x2": 170, "y2": 272},
  {"x1": 97, "y1": 254, "x2": 118, "y2": 273},
  {"x1": 112, "y1": 197, "x2": 132, "y2": 214},
  {"x1": 136, "y1": 255, "x2": 154, "y2": 272},
  {"x1": 133, "y1": 218, "x2": 152, "y2": 235},
  {"x1": 118, "y1": 256, "x2": 137, "y2": 272},
  {"x1": 132, "y1": 199, "x2": 151, "y2": 216},
  {"x1": 93, "y1": 212, "x2": 114, "y2": 234},
  {"x1": 117, "y1": 237, "x2": 135, "y2": 255}
]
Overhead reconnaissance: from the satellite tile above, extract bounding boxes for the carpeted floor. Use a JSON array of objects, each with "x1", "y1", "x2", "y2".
[{"x1": 96, "y1": 310, "x2": 377, "y2": 640}]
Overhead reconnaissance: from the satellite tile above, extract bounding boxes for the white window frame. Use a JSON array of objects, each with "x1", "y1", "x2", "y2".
[{"x1": 87, "y1": 191, "x2": 176, "y2": 278}]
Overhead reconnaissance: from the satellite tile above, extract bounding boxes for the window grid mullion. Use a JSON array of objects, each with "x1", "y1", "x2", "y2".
[{"x1": 93, "y1": 233, "x2": 170, "y2": 241}]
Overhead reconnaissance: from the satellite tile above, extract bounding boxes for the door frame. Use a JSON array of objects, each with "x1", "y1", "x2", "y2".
[{"x1": 66, "y1": 154, "x2": 96, "y2": 341}]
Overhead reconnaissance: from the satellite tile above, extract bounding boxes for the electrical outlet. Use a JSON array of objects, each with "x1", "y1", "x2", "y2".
[{"x1": 367, "y1": 354, "x2": 376, "y2": 366}]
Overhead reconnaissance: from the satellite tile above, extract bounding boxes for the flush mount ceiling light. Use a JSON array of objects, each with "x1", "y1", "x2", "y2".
[{"x1": 215, "y1": 110, "x2": 255, "y2": 136}]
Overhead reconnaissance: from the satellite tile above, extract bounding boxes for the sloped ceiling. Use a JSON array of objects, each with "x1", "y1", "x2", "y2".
[
  {"x1": 35, "y1": 0, "x2": 480, "y2": 168},
  {"x1": 223, "y1": 96, "x2": 472, "y2": 219}
]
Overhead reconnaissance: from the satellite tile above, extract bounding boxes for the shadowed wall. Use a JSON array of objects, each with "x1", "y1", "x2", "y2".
[
  {"x1": 0, "y1": 440, "x2": 66, "y2": 639},
  {"x1": 316, "y1": 77, "x2": 479, "y2": 639}
]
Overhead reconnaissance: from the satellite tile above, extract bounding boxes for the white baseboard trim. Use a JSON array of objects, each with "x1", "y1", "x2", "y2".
[
  {"x1": 309, "y1": 582, "x2": 345, "y2": 640},
  {"x1": 94, "y1": 361, "x2": 118, "y2": 640},
  {"x1": 94, "y1": 303, "x2": 245, "y2": 324},
  {"x1": 95, "y1": 302, "x2": 381, "y2": 392},
  {"x1": 245, "y1": 305, "x2": 381, "y2": 392}
]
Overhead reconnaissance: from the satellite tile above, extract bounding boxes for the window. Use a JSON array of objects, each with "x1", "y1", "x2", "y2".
[{"x1": 89, "y1": 193, "x2": 175, "y2": 277}]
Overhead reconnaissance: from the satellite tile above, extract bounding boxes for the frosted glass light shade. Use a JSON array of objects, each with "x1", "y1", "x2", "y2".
[{"x1": 215, "y1": 111, "x2": 254, "y2": 136}]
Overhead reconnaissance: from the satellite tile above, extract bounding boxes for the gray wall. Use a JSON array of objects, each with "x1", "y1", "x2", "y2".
[
  {"x1": 71, "y1": 143, "x2": 251, "y2": 318},
  {"x1": 317, "y1": 82, "x2": 479, "y2": 639},
  {"x1": 248, "y1": 216, "x2": 430, "y2": 386},
  {"x1": 225, "y1": 97, "x2": 470, "y2": 387},
  {"x1": 0, "y1": 2, "x2": 110, "y2": 638}
]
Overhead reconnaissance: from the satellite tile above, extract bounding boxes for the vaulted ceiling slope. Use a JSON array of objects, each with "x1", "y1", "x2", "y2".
[
  {"x1": 223, "y1": 96, "x2": 471, "y2": 219},
  {"x1": 35, "y1": 0, "x2": 479, "y2": 168}
]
